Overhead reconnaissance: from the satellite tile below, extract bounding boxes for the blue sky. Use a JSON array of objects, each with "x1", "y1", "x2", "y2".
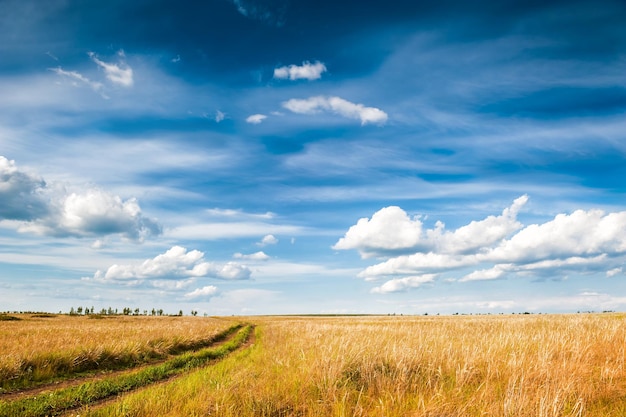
[{"x1": 2, "y1": 0, "x2": 626, "y2": 315}]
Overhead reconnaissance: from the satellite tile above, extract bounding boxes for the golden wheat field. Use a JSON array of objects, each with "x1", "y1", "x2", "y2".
[
  {"x1": 2, "y1": 313, "x2": 626, "y2": 417},
  {"x1": 0, "y1": 314, "x2": 238, "y2": 389}
]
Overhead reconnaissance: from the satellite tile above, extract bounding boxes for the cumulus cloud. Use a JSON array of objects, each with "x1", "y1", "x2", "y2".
[
  {"x1": 0, "y1": 156, "x2": 48, "y2": 221},
  {"x1": 338, "y1": 195, "x2": 626, "y2": 290},
  {"x1": 88, "y1": 50, "x2": 133, "y2": 87},
  {"x1": 246, "y1": 114, "x2": 267, "y2": 124},
  {"x1": 0, "y1": 156, "x2": 160, "y2": 240},
  {"x1": 234, "y1": 251, "x2": 270, "y2": 261},
  {"x1": 282, "y1": 96, "x2": 388, "y2": 125},
  {"x1": 333, "y1": 206, "x2": 425, "y2": 257},
  {"x1": 334, "y1": 195, "x2": 527, "y2": 258},
  {"x1": 274, "y1": 61, "x2": 327, "y2": 80},
  {"x1": 184, "y1": 285, "x2": 219, "y2": 299},
  {"x1": 91, "y1": 246, "x2": 251, "y2": 283},
  {"x1": 371, "y1": 275, "x2": 436, "y2": 294},
  {"x1": 19, "y1": 188, "x2": 161, "y2": 240},
  {"x1": 258, "y1": 234, "x2": 278, "y2": 246}
]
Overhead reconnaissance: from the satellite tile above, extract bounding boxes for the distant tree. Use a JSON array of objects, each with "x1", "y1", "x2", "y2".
[
  {"x1": 76, "y1": 306, "x2": 83, "y2": 315},
  {"x1": 178, "y1": 310, "x2": 183, "y2": 316},
  {"x1": 158, "y1": 309, "x2": 163, "y2": 316},
  {"x1": 107, "y1": 307, "x2": 114, "y2": 315},
  {"x1": 151, "y1": 308, "x2": 156, "y2": 316},
  {"x1": 191, "y1": 310, "x2": 198, "y2": 316},
  {"x1": 69, "y1": 307, "x2": 76, "y2": 315},
  {"x1": 134, "y1": 308, "x2": 140, "y2": 316}
]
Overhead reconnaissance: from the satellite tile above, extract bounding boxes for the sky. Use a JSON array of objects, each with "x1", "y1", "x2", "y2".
[{"x1": 1, "y1": 0, "x2": 626, "y2": 315}]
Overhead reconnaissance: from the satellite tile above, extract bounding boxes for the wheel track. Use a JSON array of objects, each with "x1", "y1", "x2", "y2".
[
  {"x1": 0, "y1": 324, "x2": 255, "y2": 417},
  {"x1": 0, "y1": 323, "x2": 243, "y2": 402},
  {"x1": 61, "y1": 326, "x2": 257, "y2": 417}
]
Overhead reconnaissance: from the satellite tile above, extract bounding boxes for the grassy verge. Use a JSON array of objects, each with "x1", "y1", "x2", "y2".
[
  {"x1": 1, "y1": 323, "x2": 242, "y2": 393},
  {"x1": 0, "y1": 325, "x2": 252, "y2": 417}
]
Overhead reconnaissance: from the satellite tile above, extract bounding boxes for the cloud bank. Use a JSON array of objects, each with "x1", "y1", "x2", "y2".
[
  {"x1": 274, "y1": 61, "x2": 327, "y2": 80},
  {"x1": 336, "y1": 196, "x2": 626, "y2": 292},
  {"x1": 282, "y1": 96, "x2": 388, "y2": 125},
  {"x1": 91, "y1": 245, "x2": 251, "y2": 283},
  {"x1": 0, "y1": 156, "x2": 160, "y2": 240}
]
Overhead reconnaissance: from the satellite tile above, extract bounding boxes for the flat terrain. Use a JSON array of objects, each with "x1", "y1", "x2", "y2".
[{"x1": 1, "y1": 313, "x2": 626, "y2": 416}]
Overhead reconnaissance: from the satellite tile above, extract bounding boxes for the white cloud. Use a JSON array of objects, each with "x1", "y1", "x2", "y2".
[
  {"x1": 246, "y1": 114, "x2": 267, "y2": 124},
  {"x1": 169, "y1": 222, "x2": 301, "y2": 240},
  {"x1": 333, "y1": 206, "x2": 424, "y2": 257},
  {"x1": 215, "y1": 110, "x2": 225, "y2": 123},
  {"x1": 460, "y1": 265, "x2": 507, "y2": 282},
  {"x1": 20, "y1": 188, "x2": 161, "y2": 240},
  {"x1": 0, "y1": 156, "x2": 48, "y2": 221},
  {"x1": 258, "y1": 234, "x2": 278, "y2": 246},
  {"x1": 49, "y1": 67, "x2": 106, "y2": 97},
  {"x1": 0, "y1": 156, "x2": 160, "y2": 240},
  {"x1": 184, "y1": 285, "x2": 219, "y2": 299},
  {"x1": 90, "y1": 245, "x2": 251, "y2": 283},
  {"x1": 88, "y1": 51, "x2": 134, "y2": 87},
  {"x1": 607, "y1": 267, "x2": 623, "y2": 277},
  {"x1": 371, "y1": 275, "x2": 436, "y2": 294},
  {"x1": 359, "y1": 252, "x2": 476, "y2": 279},
  {"x1": 335, "y1": 195, "x2": 527, "y2": 258},
  {"x1": 341, "y1": 196, "x2": 626, "y2": 289},
  {"x1": 206, "y1": 208, "x2": 274, "y2": 220},
  {"x1": 282, "y1": 96, "x2": 388, "y2": 125},
  {"x1": 485, "y1": 208, "x2": 626, "y2": 264},
  {"x1": 234, "y1": 251, "x2": 270, "y2": 261},
  {"x1": 274, "y1": 61, "x2": 327, "y2": 81}
]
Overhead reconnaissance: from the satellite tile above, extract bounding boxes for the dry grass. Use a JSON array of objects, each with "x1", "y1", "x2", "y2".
[
  {"x1": 85, "y1": 314, "x2": 626, "y2": 417},
  {"x1": 0, "y1": 314, "x2": 237, "y2": 390}
]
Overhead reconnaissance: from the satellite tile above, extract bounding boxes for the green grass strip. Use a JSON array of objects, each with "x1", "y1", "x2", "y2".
[{"x1": 0, "y1": 325, "x2": 252, "y2": 417}]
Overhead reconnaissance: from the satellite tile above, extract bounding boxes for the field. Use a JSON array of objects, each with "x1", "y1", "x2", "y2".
[{"x1": 1, "y1": 313, "x2": 626, "y2": 416}]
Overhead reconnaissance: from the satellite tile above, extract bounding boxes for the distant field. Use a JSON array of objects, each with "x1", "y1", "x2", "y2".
[{"x1": 2, "y1": 314, "x2": 626, "y2": 416}]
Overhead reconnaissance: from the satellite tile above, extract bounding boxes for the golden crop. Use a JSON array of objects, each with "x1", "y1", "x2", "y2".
[
  {"x1": 0, "y1": 314, "x2": 236, "y2": 388},
  {"x1": 87, "y1": 314, "x2": 626, "y2": 417},
  {"x1": 4, "y1": 313, "x2": 626, "y2": 416}
]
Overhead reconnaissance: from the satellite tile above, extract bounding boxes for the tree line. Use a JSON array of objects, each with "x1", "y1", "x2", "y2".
[{"x1": 68, "y1": 307, "x2": 200, "y2": 316}]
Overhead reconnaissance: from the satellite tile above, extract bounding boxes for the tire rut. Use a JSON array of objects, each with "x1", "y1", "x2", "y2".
[
  {"x1": 0, "y1": 325, "x2": 254, "y2": 417},
  {"x1": 0, "y1": 324, "x2": 242, "y2": 402},
  {"x1": 61, "y1": 326, "x2": 256, "y2": 417}
]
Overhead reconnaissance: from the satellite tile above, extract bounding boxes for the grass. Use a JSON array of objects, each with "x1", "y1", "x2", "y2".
[
  {"x1": 4, "y1": 314, "x2": 626, "y2": 416},
  {"x1": 83, "y1": 314, "x2": 626, "y2": 417},
  {"x1": 0, "y1": 315, "x2": 240, "y2": 392},
  {"x1": 0, "y1": 325, "x2": 252, "y2": 417}
]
